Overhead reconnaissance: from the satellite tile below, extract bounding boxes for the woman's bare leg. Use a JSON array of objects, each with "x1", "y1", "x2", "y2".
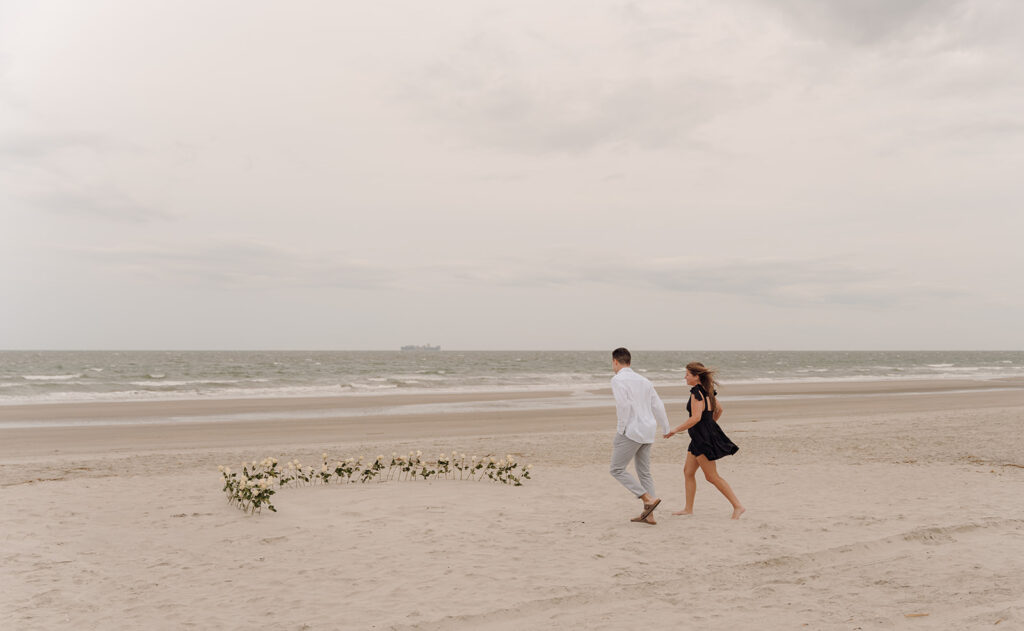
[
  {"x1": 672, "y1": 452, "x2": 699, "y2": 515},
  {"x1": 697, "y1": 455, "x2": 745, "y2": 519}
]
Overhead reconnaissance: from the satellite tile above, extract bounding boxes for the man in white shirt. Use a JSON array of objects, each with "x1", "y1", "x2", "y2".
[{"x1": 609, "y1": 347, "x2": 670, "y2": 525}]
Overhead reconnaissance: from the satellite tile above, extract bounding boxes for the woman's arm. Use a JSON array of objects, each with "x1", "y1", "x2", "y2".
[
  {"x1": 665, "y1": 395, "x2": 703, "y2": 437},
  {"x1": 713, "y1": 402, "x2": 723, "y2": 422}
]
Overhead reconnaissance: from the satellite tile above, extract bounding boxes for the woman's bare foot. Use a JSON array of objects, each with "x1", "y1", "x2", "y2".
[
  {"x1": 672, "y1": 509, "x2": 693, "y2": 516},
  {"x1": 731, "y1": 506, "x2": 746, "y2": 520}
]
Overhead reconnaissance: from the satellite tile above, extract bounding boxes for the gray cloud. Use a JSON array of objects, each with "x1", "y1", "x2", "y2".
[
  {"x1": 24, "y1": 190, "x2": 174, "y2": 223},
  {"x1": 636, "y1": 258, "x2": 958, "y2": 307},
  {"x1": 403, "y1": 27, "x2": 755, "y2": 154},
  {"x1": 0, "y1": 131, "x2": 111, "y2": 160},
  {"x1": 74, "y1": 241, "x2": 399, "y2": 290},
  {"x1": 441, "y1": 255, "x2": 960, "y2": 308},
  {"x1": 878, "y1": 118, "x2": 1024, "y2": 156},
  {"x1": 749, "y1": 0, "x2": 967, "y2": 45},
  {"x1": 0, "y1": 130, "x2": 168, "y2": 222}
]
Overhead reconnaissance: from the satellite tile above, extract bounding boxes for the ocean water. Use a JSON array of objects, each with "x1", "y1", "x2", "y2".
[{"x1": 1, "y1": 350, "x2": 1023, "y2": 406}]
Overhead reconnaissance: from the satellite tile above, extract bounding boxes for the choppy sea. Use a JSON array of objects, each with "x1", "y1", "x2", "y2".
[{"x1": 2, "y1": 350, "x2": 1022, "y2": 406}]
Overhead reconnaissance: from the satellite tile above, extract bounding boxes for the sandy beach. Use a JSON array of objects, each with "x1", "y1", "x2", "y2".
[{"x1": 3, "y1": 379, "x2": 1024, "y2": 629}]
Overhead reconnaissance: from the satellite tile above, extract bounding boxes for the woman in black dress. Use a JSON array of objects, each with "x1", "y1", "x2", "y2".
[{"x1": 663, "y1": 362, "x2": 744, "y2": 519}]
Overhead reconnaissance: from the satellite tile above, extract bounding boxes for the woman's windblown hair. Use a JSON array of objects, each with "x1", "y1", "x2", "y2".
[{"x1": 686, "y1": 362, "x2": 719, "y2": 411}]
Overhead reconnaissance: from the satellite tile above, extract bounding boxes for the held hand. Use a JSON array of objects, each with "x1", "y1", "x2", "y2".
[{"x1": 663, "y1": 431, "x2": 675, "y2": 439}]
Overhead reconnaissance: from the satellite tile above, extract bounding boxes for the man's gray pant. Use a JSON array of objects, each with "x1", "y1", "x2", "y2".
[{"x1": 610, "y1": 432, "x2": 655, "y2": 498}]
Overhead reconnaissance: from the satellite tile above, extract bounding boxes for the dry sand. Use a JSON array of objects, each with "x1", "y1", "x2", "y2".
[{"x1": 2, "y1": 380, "x2": 1024, "y2": 630}]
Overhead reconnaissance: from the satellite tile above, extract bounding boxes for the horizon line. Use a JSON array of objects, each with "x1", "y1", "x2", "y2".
[{"x1": 2, "y1": 348, "x2": 1022, "y2": 353}]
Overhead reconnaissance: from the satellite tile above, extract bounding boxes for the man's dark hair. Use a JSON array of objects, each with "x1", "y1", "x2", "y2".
[{"x1": 612, "y1": 347, "x2": 631, "y2": 365}]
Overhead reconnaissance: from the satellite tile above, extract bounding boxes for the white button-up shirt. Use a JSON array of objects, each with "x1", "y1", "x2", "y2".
[{"x1": 611, "y1": 367, "x2": 670, "y2": 444}]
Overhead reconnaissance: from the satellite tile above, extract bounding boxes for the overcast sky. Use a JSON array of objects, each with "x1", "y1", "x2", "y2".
[{"x1": 2, "y1": 0, "x2": 1023, "y2": 350}]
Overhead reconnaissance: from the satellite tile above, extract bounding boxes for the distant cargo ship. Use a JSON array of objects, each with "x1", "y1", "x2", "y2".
[{"x1": 400, "y1": 344, "x2": 441, "y2": 351}]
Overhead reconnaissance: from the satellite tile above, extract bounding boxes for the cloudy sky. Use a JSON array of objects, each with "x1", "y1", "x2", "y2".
[{"x1": 2, "y1": 0, "x2": 1022, "y2": 350}]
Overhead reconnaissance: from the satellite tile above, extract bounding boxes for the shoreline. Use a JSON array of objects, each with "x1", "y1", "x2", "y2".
[
  {"x1": 2, "y1": 377, "x2": 1022, "y2": 458},
  {"x1": 4, "y1": 375, "x2": 1022, "y2": 419},
  {"x1": 3, "y1": 373, "x2": 1023, "y2": 409}
]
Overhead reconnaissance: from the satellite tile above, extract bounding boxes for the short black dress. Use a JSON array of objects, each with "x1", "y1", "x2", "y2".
[{"x1": 686, "y1": 385, "x2": 739, "y2": 461}]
